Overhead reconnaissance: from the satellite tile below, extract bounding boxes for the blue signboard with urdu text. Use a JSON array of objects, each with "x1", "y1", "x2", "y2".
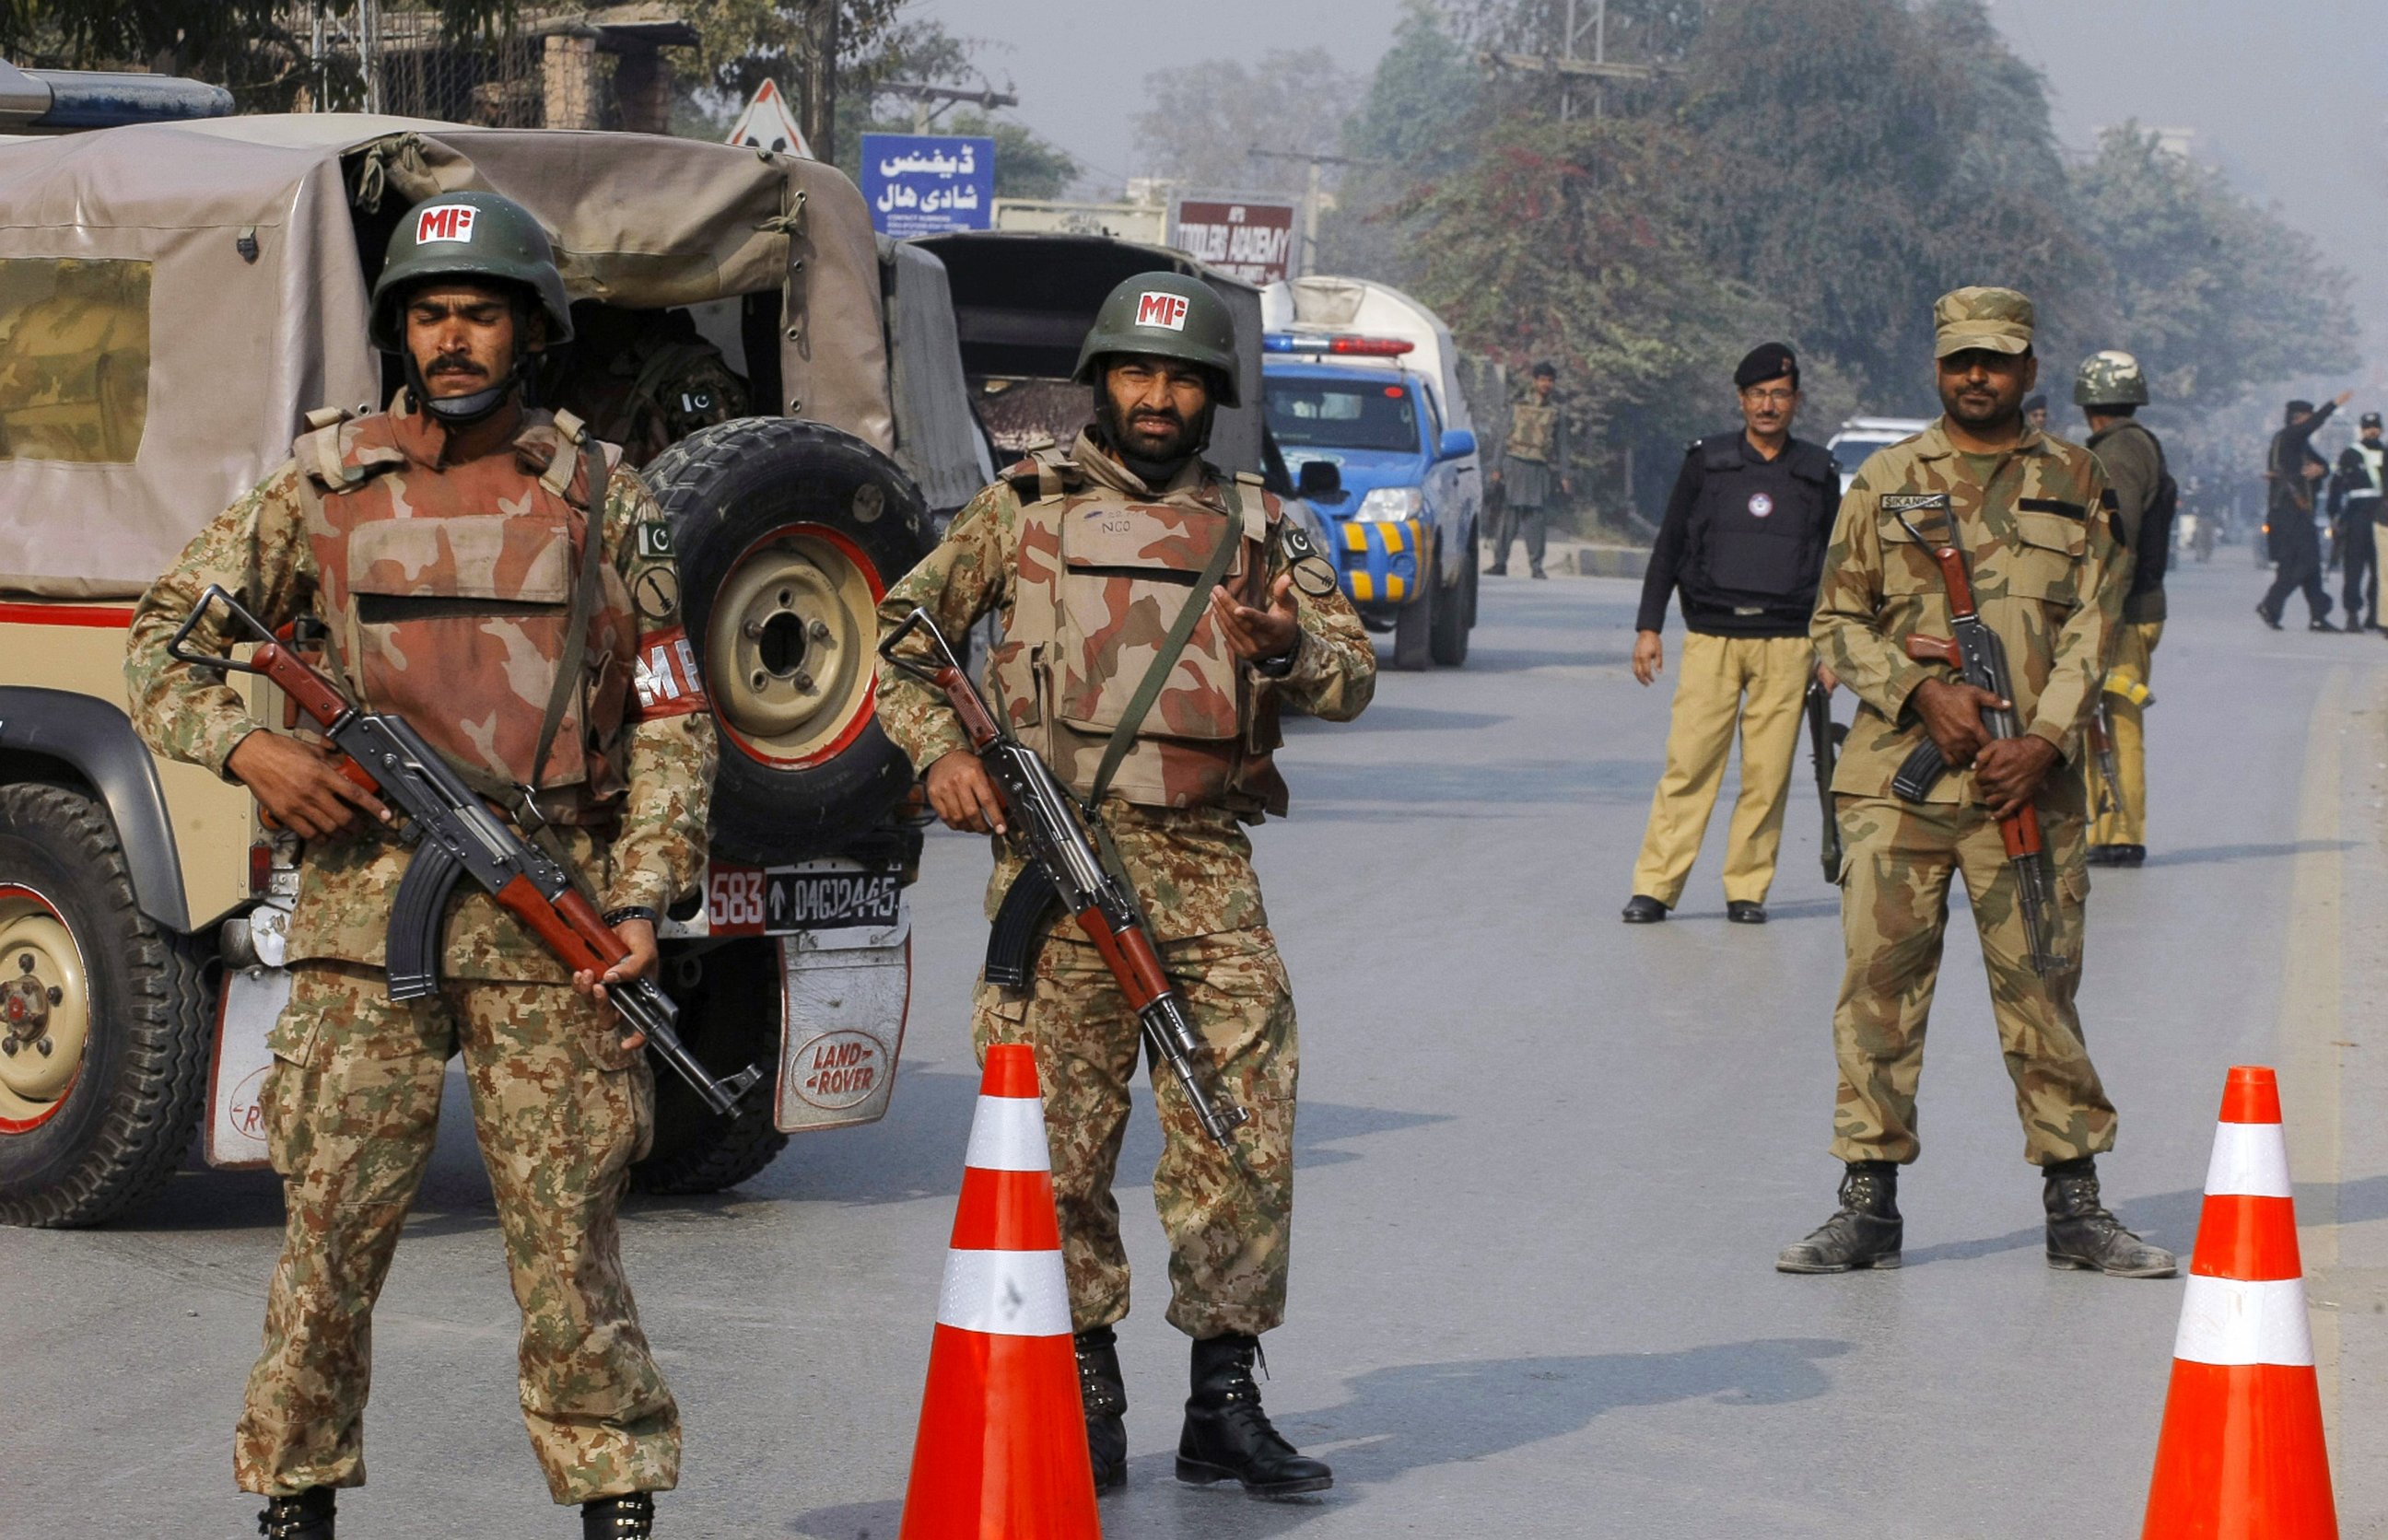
[{"x1": 860, "y1": 133, "x2": 995, "y2": 238}]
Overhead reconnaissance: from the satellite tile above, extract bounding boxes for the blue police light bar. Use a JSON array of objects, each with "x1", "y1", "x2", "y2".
[{"x1": 1262, "y1": 331, "x2": 1415, "y2": 356}]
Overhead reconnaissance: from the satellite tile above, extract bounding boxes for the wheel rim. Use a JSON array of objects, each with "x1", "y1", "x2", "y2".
[
  {"x1": 0, "y1": 886, "x2": 89, "y2": 1133},
  {"x1": 708, "y1": 523, "x2": 885, "y2": 768}
]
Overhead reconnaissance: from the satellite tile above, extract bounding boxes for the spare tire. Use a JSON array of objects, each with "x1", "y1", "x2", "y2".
[{"x1": 643, "y1": 419, "x2": 933, "y2": 867}]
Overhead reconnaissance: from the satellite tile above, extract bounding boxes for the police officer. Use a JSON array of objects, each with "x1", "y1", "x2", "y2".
[
  {"x1": 1489, "y1": 361, "x2": 1569, "y2": 578},
  {"x1": 2077, "y1": 351, "x2": 2171, "y2": 866},
  {"x1": 2257, "y1": 391, "x2": 2352, "y2": 631},
  {"x1": 1622, "y1": 342, "x2": 1839, "y2": 925},
  {"x1": 2329, "y1": 411, "x2": 2385, "y2": 631},
  {"x1": 874, "y1": 273, "x2": 1375, "y2": 1499},
  {"x1": 124, "y1": 192, "x2": 712, "y2": 1540},
  {"x1": 2022, "y1": 392, "x2": 2049, "y2": 434},
  {"x1": 1779, "y1": 286, "x2": 2173, "y2": 1282}
]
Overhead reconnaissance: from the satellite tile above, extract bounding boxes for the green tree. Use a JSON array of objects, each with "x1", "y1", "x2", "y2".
[
  {"x1": 1133, "y1": 48, "x2": 1363, "y2": 195},
  {"x1": 2071, "y1": 122, "x2": 2358, "y2": 413},
  {"x1": 1327, "y1": 0, "x2": 1482, "y2": 282}
]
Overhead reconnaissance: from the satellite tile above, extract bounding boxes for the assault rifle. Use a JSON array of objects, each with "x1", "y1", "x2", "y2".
[
  {"x1": 878, "y1": 608, "x2": 1251, "y2": 1149},
  {"x1": 1804, "y1": 679, "x2": 1845, "y2": 884},
  {"x1": 168, "y1": 585, "x2": 762, "y2": 1115},
  {"x1": 2088, "y1": 699, "x2": 2124, "y2": 825},
  {"x1": 1883, "y1": 510, "x2": 2065, "y2": 976}
]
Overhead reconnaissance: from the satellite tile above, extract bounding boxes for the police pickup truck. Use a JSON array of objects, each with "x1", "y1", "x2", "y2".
[{"x1": 1259, "y1": 278, "x2": 1481, "y2": 669}]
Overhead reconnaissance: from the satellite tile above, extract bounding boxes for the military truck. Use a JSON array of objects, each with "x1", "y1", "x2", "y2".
[{"x1": 0, "y1": 110, "x2": 1011, "y2": 1225}]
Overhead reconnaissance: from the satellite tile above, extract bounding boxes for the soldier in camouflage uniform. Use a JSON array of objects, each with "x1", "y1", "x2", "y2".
[
  {"x1": 123, "y1": 192, "x2": 713, "y2": 1540},
  {"x1": 1776, "y1": 287, "x2": 2174, "y2": 1282},
  {"x1": 875, "y1": 272, "x2": 1374, "y2": 1499},
  {"x1": 2075, "y1": 350, "x2": 2170, "y2": 867}
]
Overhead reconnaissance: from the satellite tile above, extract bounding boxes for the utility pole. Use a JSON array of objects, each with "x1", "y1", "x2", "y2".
[
  {"x1": 1247, "y1": 147, "x2": 1381, "y2": 277},
  {"x1": 801, "y1": 0, "x2": 837, "y2": 166},
  {"x1": 870, "y1": 80, "x2": 1019, "y2": 135}
]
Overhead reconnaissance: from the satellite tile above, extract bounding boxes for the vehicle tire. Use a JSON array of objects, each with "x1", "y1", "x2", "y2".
[
  {"x1": 0, "y1": 784, "x2": 210, "y2": 1228},
  {"x1": 1391, "y1": 543, "x2": 1437, "y2": 671},
  {"x1": 631, "y1": 936, "x2": 788, "y2": 1196},
  {"x1": 1430, "y1": 525, "x2": 1475, "y2": 666},
  {"x1": 643, "y1": 418, "x2": 933, "y2": 868}
]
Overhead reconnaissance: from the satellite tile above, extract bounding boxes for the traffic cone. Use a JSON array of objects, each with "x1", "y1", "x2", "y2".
[
  {"x1": 2141, "y1": 1065, "x2": 2336, "y2": 1538},
  {"x1": 899, "y1": 1044, "x2": 1100, "y2": 1539}
]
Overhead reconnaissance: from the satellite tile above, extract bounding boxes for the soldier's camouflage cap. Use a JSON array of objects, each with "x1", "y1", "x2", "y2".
[{"x1": 1932, "y1": 286, "x2": 2034, "y2": 358}]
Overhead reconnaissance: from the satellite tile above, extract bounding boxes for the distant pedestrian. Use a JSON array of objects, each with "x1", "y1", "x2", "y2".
[
  {"x1": 1489, "y1": 361, "x2": 1569, "y2": 578},
  {"x1": 2328, "y1": 411, "x2": 2384, "y2": 631},
  {"x1": 1780, "y1": 286, "x2": 2173, "y2": 1282},
  {"x1": 1621, "y1": 343, "x2": 1839, "y2": 926},
  {"x1": 2256, "y1": 392, "x2": 2351, "y2": 631}
]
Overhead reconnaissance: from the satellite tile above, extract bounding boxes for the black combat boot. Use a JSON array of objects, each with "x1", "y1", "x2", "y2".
[
  {"x1": 2043, "y1": 1158, "x2": 2177, "y2": 1278},
  {"x1": 1774, "y1": 1161, "x2": 1902, "y2": 1273},
  {"x1": 1176, "y1": 1334, "x2": 1333, "y2": 1498},
  {"x1": 256, "y1": 1488, "x2": 334, "y2": 1540},
  {"x1": 1075, "y1": 1325, "x2": 1129, "y2": 1492},
  {"x1": 580, "y1": 1493, "x2": 654, "y2": 1538}
]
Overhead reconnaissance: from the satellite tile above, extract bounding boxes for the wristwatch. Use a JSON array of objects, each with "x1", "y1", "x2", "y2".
[
  {"x1": 1252, "y1": 636, "x2": 1301, "y2": 679},
  {"x1": 602, "y1": 905, "x2": 661, "y2": 929}
]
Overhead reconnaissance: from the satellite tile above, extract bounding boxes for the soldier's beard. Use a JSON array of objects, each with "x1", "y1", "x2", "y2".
[{"x1": 1094, "y1": 391, "x2": 1212, "y2": 486}]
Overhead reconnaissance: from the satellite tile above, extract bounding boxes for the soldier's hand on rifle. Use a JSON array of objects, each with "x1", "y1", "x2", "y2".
[
  {"x1": 573, "y1": 917, "x2": 658, "y2": 1004},
  {"x1": 227, "y1": 730, "x2": 391, "y2": 840},
  {"x1": 1973, "y1": 735, "x2": 2058, "y2": 821},
  {"x1": 926, "y1": 749, "x2": 1007, "y2": 834},
  {"x1": 1911, "y1": 677, "x2": 2002, "y2": 769},
  {"x1": 1632, "y1": 630, "x2": 1664, "y2": 686},
  {"x1": 1211, "y1": 573, "x2": 1301, "y2": 661},
  {"x1": 1816, "y1": 662, "x2": 1841, "y2": 693}
]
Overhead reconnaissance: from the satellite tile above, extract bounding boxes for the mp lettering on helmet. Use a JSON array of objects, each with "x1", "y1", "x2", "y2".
[
  {"x1": 416, "y1": 204, "x2": 478, "y2": 244},
  {"x1": 1134, "y1": 291, "x2": 1190, "y2": 332}
]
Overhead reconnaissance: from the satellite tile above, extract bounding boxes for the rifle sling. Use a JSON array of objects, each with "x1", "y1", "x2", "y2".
[{"x1": 1083, "y1": 476, "x2": 1247, "y2": 813}]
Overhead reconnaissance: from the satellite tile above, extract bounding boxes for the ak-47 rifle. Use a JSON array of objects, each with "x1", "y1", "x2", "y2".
[
  {"x1": 878, "y1": 607, "x2": 1250, "y2": 1148},
  {"x1": 1884, "y1": 510, "x2": 2065, "y2": 976},
  {"x1": 168, "y1": 585, "x2": 762, "y2": 1115},
  {"x1": 1804, "y1": 678, "x2": 1845, "y2": 884},
  {"x1": 2087, "y1": 698, "x2": 2123, "y2": 824}
]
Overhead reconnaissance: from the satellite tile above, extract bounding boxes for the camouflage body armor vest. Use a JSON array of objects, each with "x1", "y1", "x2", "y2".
[
  {"x1": 292, "y1": 405, "x2": 639, "y2": 822},
  {"x1": 986, "y1": 448, "x2": 1290, "y2": 815}
]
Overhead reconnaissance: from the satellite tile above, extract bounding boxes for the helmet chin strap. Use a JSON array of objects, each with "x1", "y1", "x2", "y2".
[{"x1": 401, "y1": 315, "x2": 541, "y2": 427}]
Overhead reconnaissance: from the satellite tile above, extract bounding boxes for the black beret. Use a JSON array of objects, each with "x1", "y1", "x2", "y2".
[
  {"x1": 2022, "y1": 393, "x2": 2048, "y2": 413},
  {"x1": 2287, "y1": 399, "x2": 2315, "y2": 418},
  {"x1": 2363, "y1": 412, "x2": 2382, "y2": 428},
  {"x1": 1734, "y1": 342, "x2": 1797, "y2": 391}
]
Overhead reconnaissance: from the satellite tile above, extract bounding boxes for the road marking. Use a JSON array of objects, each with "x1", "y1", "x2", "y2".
[{"x1": 2277, "y1": 664, "x2": 2344, "y2": 1442}]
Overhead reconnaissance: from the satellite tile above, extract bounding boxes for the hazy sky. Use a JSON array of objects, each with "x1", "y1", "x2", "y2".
[{"x1": 923, "y1": 0, "x2": 2386, "y2": 373}]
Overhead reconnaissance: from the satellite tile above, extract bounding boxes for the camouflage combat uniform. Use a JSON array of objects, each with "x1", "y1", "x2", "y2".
[
  {"x1": 1811, "y1": 417, "x2": 2124, "y2": 1167},
  {"x1": 124, "y1": 398, "x2": 715, "y2": 1504},
  {"x1": 554, "y1": 308, "x2": 748, "y2": 469},
  {"x1": 875, "y1": 428, "x2": 1374, "y2": 1338}
]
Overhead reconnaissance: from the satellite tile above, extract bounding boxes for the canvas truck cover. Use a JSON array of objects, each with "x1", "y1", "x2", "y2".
[{"x1": 0, "y1": 114, "x2": 888, "y2": 599}]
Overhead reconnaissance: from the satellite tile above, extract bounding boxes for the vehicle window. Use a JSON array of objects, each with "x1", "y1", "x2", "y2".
[
  {"x1": 1264, "y1": 379, "x2": 1419, "y2": 454},
  {"x1": 0, "y1": 258, "x2": 153, "y2": 464}
]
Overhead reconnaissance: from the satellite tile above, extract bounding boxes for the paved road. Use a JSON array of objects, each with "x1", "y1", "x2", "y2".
[{"x1": 6, "y1": 554, "x2": 2385, "y2": 1539}]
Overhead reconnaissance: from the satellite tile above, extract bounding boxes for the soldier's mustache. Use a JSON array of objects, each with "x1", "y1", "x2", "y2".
[{"x1": 427, "y1": 356, "x2": 486, "y2": 377}]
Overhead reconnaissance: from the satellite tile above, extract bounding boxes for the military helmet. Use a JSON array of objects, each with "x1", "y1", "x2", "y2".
[
  {"x1": 2073, "y1": 349, "x2": 2150, "y2": 408},
  {"x1": 1072, "y1": 272, "x2": 1240, "y2": 407},
  {"x1": 369, "y1": 191, "x2": 575, "y2": 353}
]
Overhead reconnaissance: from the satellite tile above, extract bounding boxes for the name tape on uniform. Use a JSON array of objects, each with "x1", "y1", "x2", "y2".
[{"x1": 1879, "y1": 494, "x2": 1950, "y2": 512}]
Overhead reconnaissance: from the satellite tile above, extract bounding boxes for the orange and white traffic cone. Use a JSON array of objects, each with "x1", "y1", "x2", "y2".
[
  {"x1": 899, "y1": 1044, "x2": 1101, "y2": 1540},
  {"x1": 2141, "y1": 1065, "x2": 2337, "y2": 1539}
]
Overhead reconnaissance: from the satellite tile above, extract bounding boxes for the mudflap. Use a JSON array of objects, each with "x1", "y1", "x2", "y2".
[
  {"x1": 774, "y1": 897, "x2": 912, "y2": 1135},
  {"x1": 206, "y1": 962, "x2": 289, "y2": 1170}
]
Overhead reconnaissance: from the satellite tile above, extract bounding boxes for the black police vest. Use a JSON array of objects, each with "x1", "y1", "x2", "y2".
[{"x1": 1690, "y1": 435, "x2": 1837, "y2": 602}]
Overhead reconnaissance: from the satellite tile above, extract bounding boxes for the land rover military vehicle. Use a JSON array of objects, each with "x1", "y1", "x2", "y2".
[{"x1": 0, "y1": 109, "x2": 1003, "y2": 1224}]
